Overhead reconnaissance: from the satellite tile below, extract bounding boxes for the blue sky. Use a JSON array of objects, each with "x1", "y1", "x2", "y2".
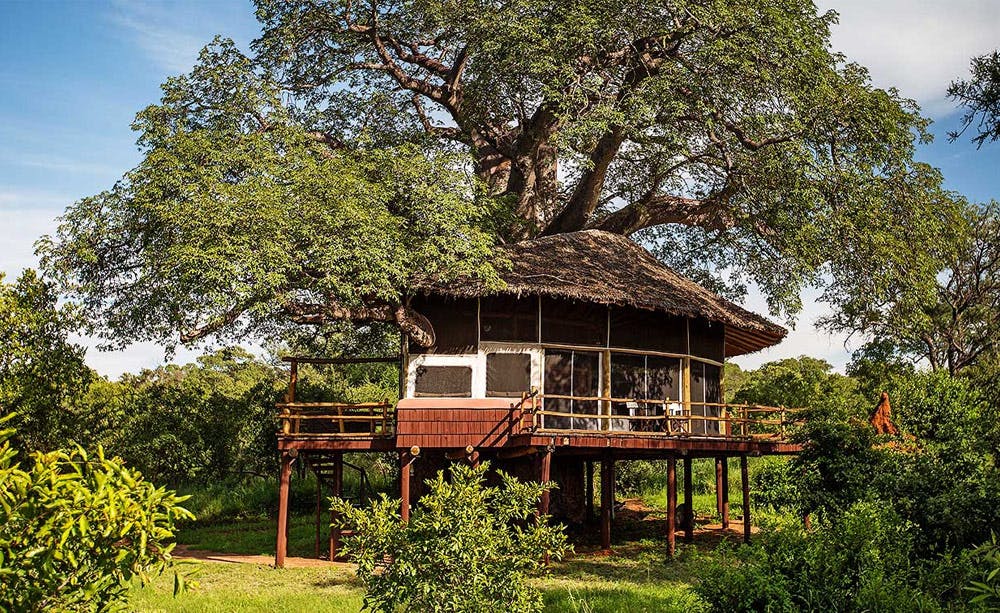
[{"x1": 1, "y1": 1, "x2": 999, "y2": 377}]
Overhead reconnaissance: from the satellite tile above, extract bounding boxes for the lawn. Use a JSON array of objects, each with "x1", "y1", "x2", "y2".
[{"x1": 131, "y1": 510, "x2": 724, "y2": 612}]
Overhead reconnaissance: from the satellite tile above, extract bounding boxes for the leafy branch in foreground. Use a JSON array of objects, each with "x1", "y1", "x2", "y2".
[
  {"x1": 0, "y1": 413, "x2": 194, "y2": 612},
  {"x1": 332, "y1": 462, "x2": 569, "y2": 613}
]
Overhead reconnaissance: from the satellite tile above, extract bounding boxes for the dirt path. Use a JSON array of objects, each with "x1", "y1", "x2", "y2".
[{"x1": 173, "y1": 545, "x2": 353, "y2": 569}]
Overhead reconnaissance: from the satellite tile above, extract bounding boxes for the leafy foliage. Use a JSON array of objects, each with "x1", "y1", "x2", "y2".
[
  {"x1": 950, "y1": 50, "x2": 1000, "y2": 147},
  {"x1": 38, "y1": 40, "x2": 503, "y2": 351},
  {"x1": 0, "y1": 270, "x2": 93, "y2": 452},
  {"x1": 332, "y1": 462, "x2": 569, "y2": 613},
  {"x1": 966, "y1": 534, "x2": 1000, "y2": 609},
  {"x1": 696, "y1": 503, "x2": 948, "y2": 613},
  {"x1": 0, "y1": 414, "x2": 193, "y2": 612}
]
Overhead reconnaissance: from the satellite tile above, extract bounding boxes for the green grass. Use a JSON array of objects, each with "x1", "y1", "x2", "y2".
[{"x1": 132, "y1": 510, "x2": 724, "y2": 612}]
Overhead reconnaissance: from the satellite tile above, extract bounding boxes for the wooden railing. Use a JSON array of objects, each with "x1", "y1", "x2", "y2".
[
  {"x1": 277, "y1": 356, "x2": 399, "y2": 438},
  {"x1": 518, "y1": 393, "x2": 803, "y2": 440},
  {"x1": 278, "y1": 401, "x2": 394, "y2": 437}
]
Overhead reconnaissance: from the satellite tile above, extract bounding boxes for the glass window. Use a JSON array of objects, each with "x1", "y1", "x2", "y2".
[
  {"x1": 610, "y1": 353, "x2": 680, "y2": 432},
  {"x1": 543, "y1": 349, "x2": 600, "y2": 430},
  {"x1": 689, "y1": 361, "x2": 722, "y2": 435},
  {"x1": 486, "y1": 353, "x2": 531, "y2": 398},
  {"x1": 480, "y1": 295, "x2": 538, "y2": 342},
  {"x1": 540, "y1": 298, "x2": 607, "y2": 347},
  {"x1": 413, "y1": 365, "x2": 472, "y2": 398}
]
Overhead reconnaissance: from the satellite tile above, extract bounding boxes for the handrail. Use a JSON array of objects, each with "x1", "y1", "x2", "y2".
[
  {"x1": 520, "y1": 395, "x2": 802, "y2": 440},
  {"x1": 278, "y1": 400, "x2": 394, "y2": 437}
]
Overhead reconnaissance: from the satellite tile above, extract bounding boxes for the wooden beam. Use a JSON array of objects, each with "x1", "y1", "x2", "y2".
[
  {"x1": 667, "y1": 457, "x2": 677, "y2": 557},
  {"x1": 683, "y1": 457, "x2": 694, "y2": 543},
  {"x1": 721, "y1": 458, "x2": 730, "y2": 529},
  {"x1": 400, "y1": 451, "x2": 414, "y2": 522},
  {"x1": 601, "y1": 455, "x2": 614, "y2": 551},
  {"x1": 538, "y1": 449, "x2": 552, "y2": 516},
  {"x1": 314, "y1": 471, "x2": 322, "y2": 558},
  {"x1": 282, "y1": 356, "x2": 400, "y2": 364},
  {"x1": 330, "y1": 453, "x2": 343, "y2": 561},
  {"x1": 585, "y1": 460, "x2": 595, "y2": 522},
  {"x1": 715, "y1": 457, "x2": 724, "y2": 517},
  {"x1": 276, "y1": 452, "x2": 293, "y2": 568},
  {"x1": 741, "y1": 455, "x2": 751, "y2": 543}
]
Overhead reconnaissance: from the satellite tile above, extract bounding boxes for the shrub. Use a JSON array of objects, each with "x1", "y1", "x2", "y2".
[
  {"x1": 695, "y1": 502, "x2": 941, "y2": 613},
  {"x1": 0, "y1": 414, "x2": 193, "y2": 611},
  {"x1": 332, "y1": 462, "x2": 570, "y2": 613}
]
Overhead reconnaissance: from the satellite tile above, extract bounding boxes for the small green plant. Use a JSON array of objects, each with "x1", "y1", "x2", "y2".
[
  {"x1": 332, "y1": 461, "x2": 570, "y2": 613},
  {"x1": 966, "y1": 534, "x2": 1000, "y2": 609},
  {"x1": 0, "y1": 413, "x2": 193, "y2": 611}
]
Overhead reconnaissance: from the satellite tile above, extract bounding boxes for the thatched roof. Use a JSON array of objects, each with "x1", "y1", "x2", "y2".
[{"x1": 423, "y1": 230, "x2": 786, "y2": 356}]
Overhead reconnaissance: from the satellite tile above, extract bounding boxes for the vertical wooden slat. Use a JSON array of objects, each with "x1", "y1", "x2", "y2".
[
  {"x1": 314, "y1": 468, "x2": 322, "y2": 558},
  {"x1": 330, "y1": 453, "x2": 343, "y2": 561},
  {"x1": 722, "y1": 458, "x2": 730, "y2": 530},
  {"x1": 585, "y1": 460, "x2": 595, "y2": 522},
  {"x1": 400, "y1": 451, "x2": 412, "y2": 523},
  {"x1": 715, "y1": 457, "x2": 724, "y2": 518}
]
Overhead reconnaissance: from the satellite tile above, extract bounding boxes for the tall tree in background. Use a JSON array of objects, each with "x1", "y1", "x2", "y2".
[
  {"x1": 40, "y1": 0, "x2": 965, "y2": 349},
  {"x1": 949, "y1": 50, "x2": 1000, "y2": 147},
  {"x1": 0, "y1": 270, "x2": 92, "y2": 451}
]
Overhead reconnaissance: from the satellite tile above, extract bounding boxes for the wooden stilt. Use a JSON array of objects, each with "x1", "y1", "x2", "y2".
[
  {"x1": 667, "y1": 457, "x2": 677, "y2": 557},
  {"x1": 276, "y1": 452, "x2": 293, "y2": 568},
  {"x1": 585, "y1": 460, "x2": 595, "y2": 522},
  {"x1": 715, "y1": 457, "x2": 724, "y2": 517},
  {"x1": 538, "y1": 449, "x2": 552, "y2": 516},
  {"x1": 741, "y1": 455, "x2": 751, "y2": 543},
  {"x1": 721, "y1": 458, "x2": 730, "y2": 530},
  {"x1": 330, "y1": 453, "x2": 343, "y2": 561},
  {"x1": 683, "y1": 457, "x2": 694, "y2": 543},
  {"x1": 400, "y1": 451, "x2": 412, "y2": 523},
  {"x1": 600, "y1": 455, "x2": 614, "y2": 551},
  {"x1": 314, "y1": 470, "x2": 322, "y2": 558}
]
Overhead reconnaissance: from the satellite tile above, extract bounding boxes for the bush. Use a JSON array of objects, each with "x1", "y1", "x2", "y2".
[
  {"x1": 333, "y1": 462, "x2": 570, "y2": 613},
  {"x1": 0, "y1": 414, "x2": 192, "y2": 611},
  {"x1": 695, "y1": 503, "x2": 943, "y2": 613}
]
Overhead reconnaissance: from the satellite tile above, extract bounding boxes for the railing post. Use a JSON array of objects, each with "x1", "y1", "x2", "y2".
[{"x1": 287, "y1": 359, "x2": 298, "y2": 403}]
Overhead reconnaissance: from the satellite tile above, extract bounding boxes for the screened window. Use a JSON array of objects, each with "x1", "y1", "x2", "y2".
[
  {"x1": 689, "y1": 318, "x2": 724, "y2": 362},
  {"x1": 486, "y1": 353, "x2": 531, "y2": 398},
  {"x1": 480, "y1": 296, "x2": 538, "y2": 342},
  {"x1": 610, "y1": 353, "x2": 680, "y2": 432},
  {"x1": 690, "y1": 361, "x2": 722, "y2": 434},
  {"x1": 609, "y1": 307, "x2": 687, "y2": 353},
  {"x1": 408, "y1": 295, "x2": 477, "y2": 354},
  {"x1": 543, "y1": 349, "x2": 600, "y2": 430},
  {"x1": 413, "y1": 365, "x2": 472, "y2": 398},
  {"x1": 540, "y1": 298, "x2": 607, "y2": 347}
]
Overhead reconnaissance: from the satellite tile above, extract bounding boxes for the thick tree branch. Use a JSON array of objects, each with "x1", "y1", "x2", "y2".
[
  {"x1": 590, "y1": 193, "x2": 734, "y2": 236},
  {"x1": 282, "y1": 300, "x2": 436, "y2": 347}
]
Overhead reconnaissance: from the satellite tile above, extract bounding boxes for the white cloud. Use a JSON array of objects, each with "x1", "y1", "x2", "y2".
[
  {"x1": 817, "y1": 0, "x2": 1000, "y2": 115},
  {"x1": 107, "y1": 0, "x2": 215, "y2": 74}
]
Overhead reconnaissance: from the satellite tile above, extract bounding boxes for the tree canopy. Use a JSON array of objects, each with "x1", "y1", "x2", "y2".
[{"x1": 39, "y1": 0, "x2": 966, "y2": 348}]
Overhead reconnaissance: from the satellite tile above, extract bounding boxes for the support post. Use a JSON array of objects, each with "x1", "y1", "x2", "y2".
[
  {"x1": 400, "y1": 451, "x2": 413, "y2": 523},
  {"x1": 276, "y1": 452, "x2": 293, "y2": 568},
  {"x1": 329, "y1": 453, "x2": 343, "y2": 561},
  {"x1": 683, "y1": 457, "x2": 694, "y2": 543},
  {"x1": 600, "y1": 455, "x2": 614, "y2": 551},
  {"x1": 721, "y1": 458, "x2": 730, "y2": 529},
  {"x1": 538, "y1": 448, "x2": 552, "y2": 516},
  {"x1": 667, "y1": 457, "x2": 677, "y2": 557},
  {"x1": 585, "y1": 460, "x2": 595, "y2": 522},
  {"x1": 741, "y1": 455, "x2": 751, "y2": 543},
  {"x1": 314, "y1": 470, "x2": 322, "y2": 558},
  {"x1": 715, "y1": 457, "x2": 724, "y2": 518}
]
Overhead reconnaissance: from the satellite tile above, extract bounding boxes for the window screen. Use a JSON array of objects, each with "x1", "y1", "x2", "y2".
[
  {"x1": 689, "y1": 317, "x2": 724, "y2": 362},
  {"x1": 486, "y1": 353, "x2": 531, "y2": 397},
  {"x1": 543, "y1": 350, "x2": 600, "y2": 430},
  {"x1": 610, "y1": 353, "x2": 680, "y2": 432},
  {"x1": 480, "y1": 295, "x2": 538, "y2": 342},
  {"x1": 609, "y1": 307, "x2": 687, "y2": 353},
  {"x1": 689, "y1": 360, "x2": 722, "y2": 435},
  {"x1": 408, "y1": 295, "x2": 477, "y2": 354},
  {"x1": 413, "y1": 365, "x2": 472, "y2": 398},
  {"x1": 540, "y1": 298, "x2": 607, "y2": 347}
]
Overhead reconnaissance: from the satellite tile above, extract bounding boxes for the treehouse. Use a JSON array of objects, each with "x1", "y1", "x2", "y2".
[{"x1": 274, "y1": 230, "x2": 803, "y2": 567}]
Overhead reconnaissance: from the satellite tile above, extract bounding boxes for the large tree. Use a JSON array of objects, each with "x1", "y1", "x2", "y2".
[{"x1": 40, "y1": 0, "x2": 964, "y2": 349}]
